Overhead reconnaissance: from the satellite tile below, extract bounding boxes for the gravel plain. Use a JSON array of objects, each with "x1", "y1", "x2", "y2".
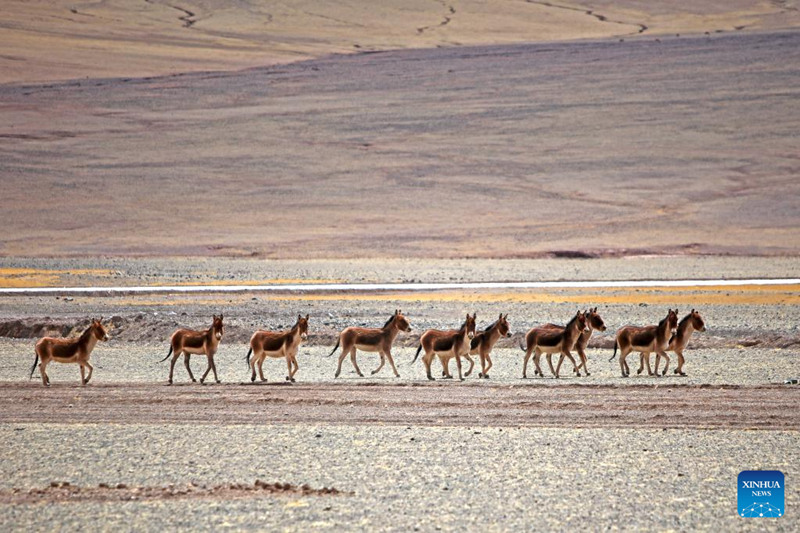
[
  {"x1": 1, "y1": 425, "x2": 797, "y2": 531},
  {"x1": 1, "y1": 257, "x2": 797, "y2": 530}
]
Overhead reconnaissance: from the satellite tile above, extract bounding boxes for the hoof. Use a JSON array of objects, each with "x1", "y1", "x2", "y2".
[
  {"x1": 168, "y1": 380, "x2": 173, "y2": 385},
  {"x1": 427, "y1": 376, "x2": 435, "y2": 381},
  {"x1": 637, "y1": 369, "x2": 643, "y2": 375},
  {"x1": 216, "y1": 380, "x2": 221, "y2": 384},
  {"x1": 585, "y1": 372, "x2": 591, "y2": 376},
  {"x1": 191, "y1": 378, "x2": 197, "y2": 383},
  {"x1": 460, "y1": 378, "x2": 465, "y2": 382},
  {"x1": 661, "y1": 370, "x2": 667, "y2": 377},
  {"x1": 291, "y1": 378, "x2": 296, "y2": 383},
  {"x1": 251, "y1": 376, "x2": 256, "y2": 382},
  {"x1": 465, "y1": 371, "x2": 472, "y2": 377},
  {"x1": 371, "y1": 370, "x2": 379, "y2": 375},
  {"x1": 286, "y1": 376, "x2": 291, "y2": 381},
  {"x1": 478, "y1": 373, "x2": 483, "y2": 378},
  {"x1": 357, "y1": 373, "x2": 364, "y2": 378},
  {"x1": 199, "y1": 379, "x2": 205, "y2": 385},
  {"x1": 443, "y1": 375, "x2": 453, "y2": 380},
  {"x1": 484, "y1": 374, "x2": 490, "y2": 379}
]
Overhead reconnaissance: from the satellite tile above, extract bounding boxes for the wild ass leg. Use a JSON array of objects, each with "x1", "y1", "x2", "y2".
[
  {"x1": 455, "y1": 354, "x2": 464, "y2": 381},
  {"x1": 546, "y1": 354, "x2": 557, "y2": 377},
  {"x1": 200, "y1": 356, "x2": 212, "y2": 384},
  {"x1": 533, "y1": 348, "x2": 545, "y2": 378},
  {"x1": 183, "y1": 353, "x2": 197, "y2": 382},
  {"x1": 40, "y1": 356, "x2": 51, "y2": 386},
  {"x1": 285, "y1": 355, "x2": 294, "y2": 382},
  {"x1": 210, "y1": 354, "x2": 221, "y2": 383},
  {"x1": 371, "y1": 353, "x2": 386, "y2": 376},
  {"x1": 168, "y1": 350, "x2": 182, "y2": 384},
  {"x1": 463, "y1": 354, "x2": 474, "y2": 377},
  {"x1": 522, "y1": 347, "x2": 534, "y2": 379},
  {"x1": 334, "y1": 347, "x2": 348, "y2": 378},
  {"x1": 79, "y1": 364, "x2": 87, "y2": 386},
  {"x1": 483, "y1": 353, "x2": 493, "y2": 378},
  {"x1": 559, "y1": 350, "x2": 579, "y2": 378},
  {"x1": 384, "y1": 349, "x2": 400, "y2": 378},
  {"x1": 84, "y1": 361, "x2": 94, "y2": 384},
  {"x1": 643, "y1": 352, "x2": 654, "y2": 376},
  {"x1": 290, "y1": 356, "x2": 299, "y2": 380},
  {"x1": 257, "y1": 355, "x2": 267, "y2": 382},
  {"x1": 439, "y1": 355, "x2": 451, "y2": 378},
  {"x1": 349, "y1": 348, "x2": 364, "y2": 377},
  {"x1": 577, "y1": 347, "x2": 590, "y2": 376},
  {"x1": 619, "y1": 346, "x2": 632, "y2": 377},
  {"x1": 424, "y1": 351, "x2": 435, "y2": 381},
  {"x1": 657, "y1": 350, "x2": 670, "y2": 376},
  {"x1": 674, "y1": 349, "x2": 686, "y2": 376}
]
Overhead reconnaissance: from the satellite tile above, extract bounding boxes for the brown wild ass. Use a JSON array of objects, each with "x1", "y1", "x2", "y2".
[
  {"x1": 330, "y1": 310, "x2": 412, "y2": 378},
  {"x1": 546, "y1": 307, "x2": 607, "y2": 377},
  {"x1": 31, "y1": 318, "x2": 109, "y2": 386},
  {"x1": 413, "y1": 313, "x2": 477, "y2": 381},
  {"x1": 521, "y1": 311, "x2": 589, "y2": 378},
  {"x1": 439, "y1": 313, "x2": 511, "y2": 379},
  {"x1": 610, "y1": 309, "x2": 678, "y2": 377},
  {"x1": 246, "y1": 314, "x2": 309, "y2": 382},
  {"x1": 160, "y1": 314, "x2": 225, "y2": 385},
  {"x1": 638, "y1": 309, "x2": 706, "y2": 376}
]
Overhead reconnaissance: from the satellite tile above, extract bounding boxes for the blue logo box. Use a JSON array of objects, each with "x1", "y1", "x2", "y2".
[{"x1": 738, "y1": 470, "x2": 784, "y2": 518}]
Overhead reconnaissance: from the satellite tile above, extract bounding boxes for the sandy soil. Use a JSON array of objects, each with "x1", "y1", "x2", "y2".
[
  {"x1": 2, "y1": 32, "x2": 799, "y2": 258},
  {"x1": 3, "y1": 1, "x2": 799, "y2": 84},
  {"x1": 1, "y1": 381, "x2": 797, "y2": 430},
  {"x1": 1, "y1": 424, "x2": 797, "y2": 530}
]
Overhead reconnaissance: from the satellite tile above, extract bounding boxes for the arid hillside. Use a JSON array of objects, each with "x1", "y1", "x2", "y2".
[{"x1": 1, "y1": 31, "x2": 798, "y2": 257}]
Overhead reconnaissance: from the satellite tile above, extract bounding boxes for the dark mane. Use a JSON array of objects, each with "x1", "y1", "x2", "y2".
[
  {"x1": 565, "y1": 313, "x2": 579, "y2": 328},
  {"x1": 483, "y1": 319, "x2": 498, "y2": 333},
  {"x1": 678, "y1": 313, "x2": 692, "y2": 328},
  {"x1": 78, "y1": 324, "x2": 94, "y2": 342},
  {"x1": 382, "y1": 314, "x2": 395, "y2": 328}
]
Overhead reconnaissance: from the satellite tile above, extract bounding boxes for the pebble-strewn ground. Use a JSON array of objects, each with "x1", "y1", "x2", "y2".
[
  {"x1": 1, "y1": 257, "x2": 797, "y2": 530},
  {"x1": 0, "y1": 425, "x2": 797, "y2": 531}
]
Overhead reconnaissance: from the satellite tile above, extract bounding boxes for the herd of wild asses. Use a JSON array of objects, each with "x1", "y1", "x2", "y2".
[{"x1": 29, "y1": 309, "x2": 706, "y2": 386}]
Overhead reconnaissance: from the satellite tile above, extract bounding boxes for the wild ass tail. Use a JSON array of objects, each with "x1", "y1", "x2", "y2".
[
  {"x1": 158, "y1": 346, "x2": 174, "y2": 363},
  {"x1": 411, "y1": 344, "x2": 423, "y2": 364},
  {"x1": 29, "y1": 352, "x2": 39, "y2": 379},
  {"x1": 245, "y1": 347, "x2": 253, "y2": 367},
  {"x1": 327, "y1": 337, "x2": 340, "y2": 357},
  {"x1": 608, "y1": 341, "x2": 618, "y2": 362}
]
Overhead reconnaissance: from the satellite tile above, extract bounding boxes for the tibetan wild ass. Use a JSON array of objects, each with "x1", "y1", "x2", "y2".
[
  {"x1": 330, "y1": 310, "x2": 412, "y2": 378},
  {"x1": 160, "y1": 314, "x2": 225, "y2": 385},
  {"x1": 610, "y1": 309, "x2": 678, "y2": 377},
  {"x1": 31, "y1": 318, "x2": 109, "y2": 386},
  {"x1": 413, "y1": 313, "x2": 477, "y2": 381},
  {"x1": 246, "y1": 314, "x2": 309, "y2": 382},
  {"x1": 521, "y1": 311, "x2": 589, "y2": 378}
]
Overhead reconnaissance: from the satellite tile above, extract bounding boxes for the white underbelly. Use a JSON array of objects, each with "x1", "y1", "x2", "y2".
[{"x1": 355, "y1": 344, "x2": 381, "y2": 352}]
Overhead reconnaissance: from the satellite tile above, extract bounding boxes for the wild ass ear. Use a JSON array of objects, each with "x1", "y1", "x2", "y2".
[
  {"x1": 305, "y1": 314, "x2": 309, "y2": 320},
  {"x1": 499, "y1": 312, "x2": 503, "y2": 319},
  {"x1": 472, "y1": 312, "x2": 477, "y2": 318}
]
